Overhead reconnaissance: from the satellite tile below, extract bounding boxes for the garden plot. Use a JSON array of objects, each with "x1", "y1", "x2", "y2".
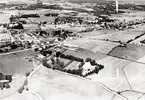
[
  {"x1": 87, "y1": 56, "x2": 132, "y2": 91},
  {"x1": 108, "y1": 44, "x2": 145, "y2": 62},
  {"x1": 123, "y1": 62, "x2": 145, "y2": 92},
  {"x1": 65, "y1": 38, "x2": 119, "y2": 54},
  {"x1": 29, "y1": 67, "x2": 116, "y2": 100},
  {"x1": 59, "y1": 58, "x2": 71, "y2": 66},
  {"x1": 64, "y1": 61, "x2": 81, "y2": 70}
]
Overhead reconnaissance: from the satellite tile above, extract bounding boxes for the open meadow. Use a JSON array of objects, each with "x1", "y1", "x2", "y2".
[
  {"x1": 29, "y1": 67, "x2": 117, "y2": 100},
  {"x1": 108, "y1": 44, "x2": 145, "y2": 62},
  {"x1": 64, "y1": 38, "x2": 120, "y2": 54},
  {"x1": 0, "y1": 49, "x2": 35, "y2": 75}
]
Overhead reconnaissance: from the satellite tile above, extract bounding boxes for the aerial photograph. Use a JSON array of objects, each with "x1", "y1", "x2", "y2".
[{"x1": 1, "y1": 0, "x2": 145, "y2": 100}]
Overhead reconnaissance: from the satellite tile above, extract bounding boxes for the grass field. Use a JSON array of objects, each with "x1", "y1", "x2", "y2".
[
  {"x1": 80, "y1": 30, "x2": 117, "y2": 38},
  {"x1": 64, "y1": 48, "x2": 107, "y2": 61},
  {"x1": 65, "y1": 38, "x2": 120, "y2": 54},
  {"x1": 64, "y1": 61, "x2": 81, "y2": 70},
  {"x1": 59, "y1": 58, "x2": 71, "y2": 66},
  {"x1": 87, "y1": 56, "x2": 132, "y2": 91},
  {"x1": 92, "y1": 25, "x2": 145, "y2": 43},
  {"x1": 29, "y1": 67, "x2": 115, "y2": 100},
  {"x1": 130, "y1": 35, "x2": 145, "y2": 46},
  {"x1": 123, "y1": 62, "x2": 145, "y2": 92},
  {"x1": 2, "y1": 89, "x2": 38, "y2": 100},
  {"x1": 113, "y1": 91, "x2": 143, "y2": 100},
  {"x1": 0, "y1": 77, "x2": 24, "y2": 100},
  {"x1": 108, "y1": 44, "x2": 145, "y2": 62},
  {"x1": 0, "y1": 50, "x2": 35, "y2": 75}
]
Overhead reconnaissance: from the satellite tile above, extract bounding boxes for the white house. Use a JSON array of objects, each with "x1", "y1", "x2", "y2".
[{"x1": 82, "y1": 62, "x2": 96, "y2": 76}]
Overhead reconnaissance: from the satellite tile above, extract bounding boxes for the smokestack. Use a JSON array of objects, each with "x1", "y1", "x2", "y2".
[{"x1": 116, "y1": 0, "x2": 119, "y2": 13}]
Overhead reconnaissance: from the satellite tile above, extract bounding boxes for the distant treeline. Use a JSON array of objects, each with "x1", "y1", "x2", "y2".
[
  {"x1": 67, "y1": 0, "x2": 105, "y2": 4},
  {"x1": 93, "y1": 1, "x2": 145, "y2": 16},
  {"x1": 18, "y1": 4, "x2": 63, "y2": 10}
]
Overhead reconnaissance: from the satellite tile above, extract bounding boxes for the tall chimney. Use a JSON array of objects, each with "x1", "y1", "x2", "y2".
[{"x1": 116, "y1": 0, "x2": 119, "y2": 13}]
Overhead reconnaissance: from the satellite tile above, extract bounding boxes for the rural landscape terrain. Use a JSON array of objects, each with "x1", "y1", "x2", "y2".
[{"x1": 1, "y1": 0, "x2": 145, "y2": 100}]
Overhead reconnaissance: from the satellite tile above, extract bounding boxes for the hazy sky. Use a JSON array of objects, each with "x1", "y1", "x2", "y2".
[{"x1": 0, "y1": 0, "x2": 145, "y2": 4}]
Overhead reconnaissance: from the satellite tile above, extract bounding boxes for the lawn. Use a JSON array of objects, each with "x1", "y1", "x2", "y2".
[{"x1": 64, "y1": 61, "x2": 81, "y2": 70}]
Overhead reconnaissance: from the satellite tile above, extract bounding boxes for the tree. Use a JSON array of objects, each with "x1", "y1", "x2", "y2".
[
  {"x1": 5, "y1": 75, "x2": 12, "y2": 82},
  {"x1": 56, "y1": 52, "x2": 61, "y2": 58},
  {"x1": 78, "y1": 62, "x2": 84, "y2": 68},
  {"x1": 86, "y1": 58, "x2": 92, "y2": 62},
  {"x1": 90, "y1": 60, "x2": 96, "y2": 66}
]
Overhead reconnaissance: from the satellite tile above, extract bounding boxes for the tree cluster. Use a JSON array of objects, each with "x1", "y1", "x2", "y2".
[
  {"x1": 19, "y1": 14, "x2": 40, "y2": 18},
  {"x1": 63, "y1": 68, "x2": 83, "y2": 76},
  {"x1": 54, "y1": 17, "x2": 83, "y2": 25},
  {"x1": 44, "y1": 13, "x2": 59, "y2": 17},
  {"x1": 85, "y1": 57, "x2": 104, "y2": 70},
  {"x1": 60, "y1": 53, "x2": 84, "y2": 62},
  {"x1": 40, "y1": 49, "x2": 52, "y2": 56},
  {"x1": 0, "y1": 73, "x2": 12, "y2": 90},
  {"x1": 0, "y1": 41, "x2": 27, "y2": 53},
  {"x1": 8, "y1": 23, "x2": 24, "y2": 30}
]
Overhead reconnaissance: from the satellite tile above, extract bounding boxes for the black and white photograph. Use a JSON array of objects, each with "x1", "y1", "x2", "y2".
[{"x1": 0, "y1": 0, "x2": 145, "y2": 100}]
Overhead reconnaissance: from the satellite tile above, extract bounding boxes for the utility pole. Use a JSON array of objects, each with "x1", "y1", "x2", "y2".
[{"x1": 116, "y1": 0, "x2": 119, "y2": 13}]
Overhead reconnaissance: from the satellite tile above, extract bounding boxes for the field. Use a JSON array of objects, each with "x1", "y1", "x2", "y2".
[
  {"x1": 0, "y1": 76, "x2": 24, "y2": 99},
  {"x1": 42, "y1": 24, "x2": 87, "y2": 32},
  {"x1": 64, "y1": 48, "x2": 107, "y2": 61},
  {"x1": 108, "y1": 44, "x2": 145, "y2": 62},
  {"x1": 91, "y1": 25, "x2": 145, "y2": 43},
  {"x1": 87, "y1": 56, "x2": 132, "y2": 91},
  {"x1": 0, "y1": 12, "x2": 10, "y2": 23},
  {"x1": 64, "y1": 61, "x2": 81, "y2": 70},
  {"x1": 29, "y1": 67, "x2": 116, "y2": 100},
  {"x1": 0, "y1": 9, "x2": 73, "y2": 24},
  {"x1": 59, "y1": 58, "x2": 71, "y2": 66},
  {"x1": 79, "y1": 30, "x2": 117, "y2": 38},
  {"x1": 130, "y1": 35, "x2": 145, "y2": 46},
  {"x1": 64, "y1": 38, "x2": 120, "y2": 54},
  {"x1": 2, "y1": 91, "x2": 38, "y2": 100},
  {"x1": 123, "y1": 62, "x2": 145, "y2": 92},
  {"x1": 0, "y1": 49, "x2": 35, "y2": 75}
]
